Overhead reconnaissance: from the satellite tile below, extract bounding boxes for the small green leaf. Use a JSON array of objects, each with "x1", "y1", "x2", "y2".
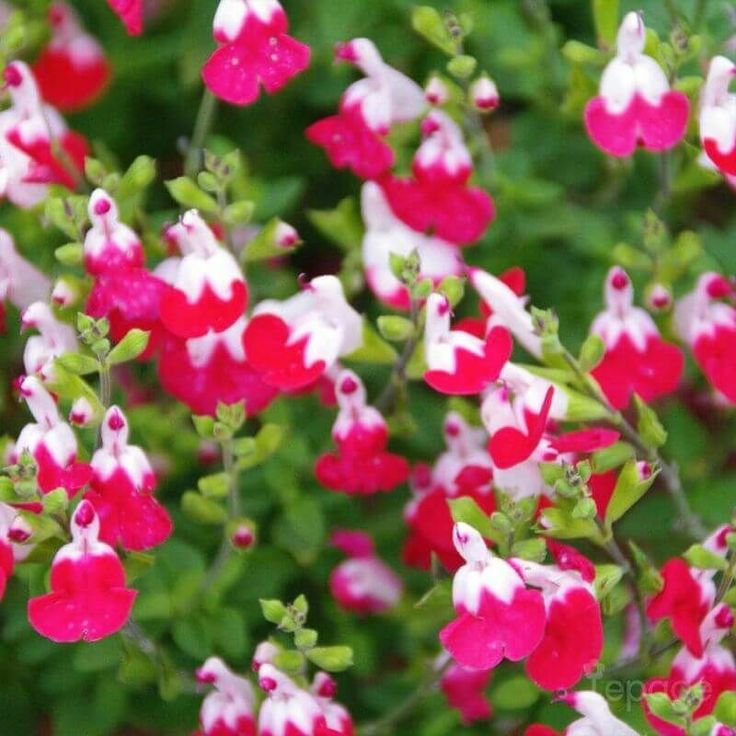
[
  {"x1": 633, "y1": 395, "x2": 668, "y2": 449},
  {"x1": 592, "y1": 0, "x2": 619, "y2": 48},
  {"x1": 411, "y1": 6, "x2": 455, "y2": 55},
  {"x1": 594, "y1": 564, "x2": 624, "y2": 599},
  {"x1": 490, "y1": 676, "x2": 540, "y2": 710},
  {"x1": 592, "y1": 441, "x2": 635, "y2": 473},
  {"x1": 343, "y1": 320, "x2": 398, "y2": 365},
  {"x1": 107, "y1": 329, "x2": 150, "y2": 365},
  {"x1": 192, "y1": 415, "x2": 216, "y2": 439},
  {"x1": 306, "y1": 646, "x2": 354, "y2": 672},
  {"x1": 198, "y1": 473, "x2": 230, "y2": 499},
  {"x1": 715, "y1": 690, "x2": 736, "y2": 726},
  {"x1": 54, "y1": 243, "x2": 84, "y2": 266},
  {"x1": 511, "y1": 538, "x2": 547, "y2": 562},
  {"x1": 377, "y1": 315, "x2": 415, "y2": 342},
  {"x1": 645, "y1": 693, "x2": 684, "y2": 726},
  {"x1": 181, "y1": 491, "x2": 227, "y2": 525},
  {"x1": 294, "y1": 628, "x2": 318, "y2": 650},
  {"x1": 165, "y1": 177, "x2": 219, "y2": 213},
  {"x1": 242, "y1": 217, "x2": 300, "y2": 262},
  {"x1": 223, "y1": 200, "x2": 255, "y2": 227},
  {"x1": 447, "y1": 54, "x2": 477, "y2": 79},
  {"x1": 55, "y1": 352, "x2": 100, "y2": 376},
  {"x1": 605, "y1": 460, "x2": 658, "y2": 525},
  {"x1": 578, "y1": 334, "x2": 605, "y2": 372},
  {"x1": 260, "y1": 598, "x2": 287, "y2": 624},
  {"x1": 683, "y1": 544, "x2": 727, "y2": 571},
  {"x1": 273, "y1": 649, "x2": 305, "y2": 675},
  {"x1": 448, "y1": 497, "x2": 495, "y2": 541}
]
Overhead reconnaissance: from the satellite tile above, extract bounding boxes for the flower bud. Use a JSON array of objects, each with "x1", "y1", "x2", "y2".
[
  {"x1": 425, "y1": 75, "x2": 449, "y2": 106},
  {"x1": 470, "y1": 75, "x2": 499, "y2": 112},
  {"x1": 646, "y1": 283, "x2": 673, "y2": 312},
  {"x1": 69, "y1": 397, "x2": 94, "y2": 426}
]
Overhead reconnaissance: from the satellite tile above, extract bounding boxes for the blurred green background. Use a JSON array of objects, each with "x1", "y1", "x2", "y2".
[{"x1": 0, "y1": 0, "x2": 734, "y2": 734}]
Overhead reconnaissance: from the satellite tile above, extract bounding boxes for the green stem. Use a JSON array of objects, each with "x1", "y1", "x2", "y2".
[
  {"x1": 663, "y1": 0, "x2": 679, "y2": 25},
  {"x1": 692, "y1": 0, "x2": 709, "y2": 29},
  {"x1": 185, "y1": 89, "x2": 218, "y2": 177},
  {"x1": 654, "y1": 152, "x2": 673, "y2": 215},
  {"x1": 562, "y1": 349, "x2": 706, "y2": 539},
  {"x1": 374, "y1": 300, "x2": 421, "y2": 414}
]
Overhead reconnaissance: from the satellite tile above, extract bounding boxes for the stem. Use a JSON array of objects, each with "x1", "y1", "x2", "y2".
[
  {"x1": 185, "y1": 89, "x2": 218, "y2": 177},
  {"x1": 692, "y1": 0, "x2": 708, "y2": 29},
  {"x1": 95, "y1": 361, "x2": 111, "y2": 450},
  {"x1": 374, "y1": 300, "x2": 421, "y2": 414},
  {"x1": 663, "y1": 0, "x2": 679, "y2": 25},
  {"x1": 202, "y1": 438, "x2": 240, "y2": 590},
  {"x1": 358, "y1": 660, "x2": 451, "y2": 736},
  {"x1": 654, "y1": 152, "x2": 672, "y2": 215},
  {"x1": 562, "y1": 349, "x2": 706, "y2": 539}
]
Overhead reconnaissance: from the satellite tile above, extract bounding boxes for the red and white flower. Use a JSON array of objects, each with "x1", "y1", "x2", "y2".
[
  {"x1": 315, "y1": 370, "x2": 409, "y2": 495},
  {"x1": 0, "y1": 61, "x2": 88, "y2": 207},
  {"x1": 27, "y1": 500, "x2": 137, "y2": 642},
  {"x1": 13, "y1": 375, "x2": 92, "y2": 496},
  {"x1": 515, "y1": 558, "x2": 603, "y2": 690},
  {"x1": 424, "y1": 293, "x2": 512, "y2": 396},
  {"x1": 589, "y1": 267, "x2": 683, "y2": 409},
  {"x1": 33, "y1": 2, "x2": 111, "y2": 112},
  {"x1": 380, "y1": 110, "x2": 495, "y2": 245},
  {"x1": 470, "y1": 76, "x2": 500, "y2": 112},
  {"x1": 257, "y1": 664, "x2": 332, "y2": 736},
  {"x1": 329, "y1": 530, "x2": 403, "y2": 614},
  {"x1": 425, "y1": 75, "x2": 449, "y2": 106},
  {"x1": 21, "y1": 301, "x2": 77, "y2": 379},
  {"x1": 243, "y1": 275, "x2": 362, "y2": 390},
  {"x1": 311, "y1": 672, "x2": 354, "y2": 736},
  {"x1": 700, "y1": 56, "x2": 736, "y2": 177},
  {"x1": 84, "y1": 406, "x2": 172, "y2": 552},
  {"x1": 158, "y1": 316, "x2": 278, "y2": 417},
  {"x1": 439, "y1": 522, "x2": 546, "y2": 670},
  {"x1": 106, "y1": 0, "x2": 143, "y2": 36},
  {"x1": 196, "y1": 657, "x2": 256, "y2": 736},
  {"x1": 361, "y1": 181, "x2": 463, "y2": 310},
  {"x1": 439, "y1": 658, "x2": 493, "y2": 725},
  {"x1": 0, "y1": 228, "x2": 50, "y2": 331},
  {"x1": 306, "y1": 39, "x2": 425, "y2": 179},
  {"x1": 584, "y1": 11, "x2": 689, "y2": 157},
  {"x1": 0, "y1": 503, "x2": 20, "y2": 601},
  {"x1": 203, "y1": 0, "x2": 310, "y2": 106},
  {"x1": 159, "y1": 210, "x2": 248, "y2": 339},
  {"x1": 645, "y1": 603, "x2": 736, "y2": 736},
  {"x1": 674, "y1": 272, "x2": 736, "y2": 404}
]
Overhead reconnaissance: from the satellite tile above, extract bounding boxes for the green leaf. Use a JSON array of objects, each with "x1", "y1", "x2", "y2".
[
  {"x1": 561, "y1": 40, "x2": 606, "y2": 65},
  {"x1": 118, "y1": 156, "x2": 157, "y2": 199},
  {"x1": 411, "y1": 6, "x2": 455, "y2": 55},
  {"x1": 223, "y1": 200, "x2": 255, "y2": 227},
  {"x1": 510, "y1": 538, "x2": 546, "y2": 562},
  {"x1": 343, "y1": 320, "x2": 398, "y2": 365},
  {"x1": 448, "y1": 497, "x2": 495, "y2": 541},
  {"x1": 605, "y1": 460, "x2": 658, "y2": 525},
  {"x1": 273, "y1": 649, "x2": 305, "y2": 675},
  {"x1": 181, "y1": 491, "x2": 227, "y2": 525},
  {"x1": 592, "y1": 0, "x2": 619, "y2": 48},
  {"x1": 172, "y1": 616, "x2": 212, "y2": 660},
  {"x1": 307, "y1": 197, "x2": 364, "y2": 252},
  {"x1": 541, "y1": 506, "x2": 602, "y2": 542},
  {"x1": 578, "y1": 334, "x2": 605, "y2": 372},
  {"x1": 715, "y1": 690, "x2": 736, "y2": 726},
  {"x1": 377, "y1": 315, "x2": 415, "y2": 342},
  {"x1": 55, "y1": 352, "x2": 99, "y2": 376},
  {"x1": 645, "y1": 693, "x2": 683, "y2": 726},
  {"x1": 273, "y1": 496, "x2": 324, "y2": 565},
  {"x1": 490, "y1": 675, "x2": 540, "y2": 710},
  {"x1": 260, "y1": 598, "x2": 287, "y2": 624},
  {"x1": 592, "y1": 441, "x2": 635, "y2": 473},
  {"x1": 198, "y1": 473, "x2": 230, "y2": 499},
  {"x1": 107, "y1": 329, "x2": 150, "y2": 365},
  {"x1": 446, "y1": 54, "x2": 477, "y2": 79},
  {"x1": 594, "y1": 564, "x2": 624, "y2": 599},
  {"x1": 683, "y1": 544, "x2": 727, "y2": 571},
  {"x1": 55, "y1": 243, "x2": 83, "y2": 266},
  {"x1": 633, "y1": 395, "x2": 668, "y2": 449},
  {"x1": 306, "y1": 646, "x2": 353, "y2": 672},
  {"x1": 165, "y1": 177, "x2": 218, "y2": 213},
  {"x1": 438, "y1": 276, "x2": 465, "y2": 307},
  {"x1": 294, "y1": 628, "x2": 318, "y2": 650},
  {"x1": 192, "y1": 415, "x2": 216, "y2": 439}
]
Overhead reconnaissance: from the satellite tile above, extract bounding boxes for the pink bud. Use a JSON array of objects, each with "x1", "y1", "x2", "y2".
[
  {"x1": 445, "y1": 420, "x2": 460, "y2": 437},
  {"x1": 611, "y1": 269, "x2": 629, "y2": 290},
  {"x1": 339, "y1": 376, "x2": 359, "y2": 395},
  {"x1": 637, "y1": 461, "x2": 653, "y2": 480},
  {"x1": 470, "y1": 76, "x2": 499, "y2": 112},
  {"x1": 74, "y1": 501, "x2": 95, "y2": 528},
  {"x1": 69, "y1": 397, "x2": 94, "y2": 426},
  {"x1": 425, "y1": 76, "x2": 449, "y2": 106},
  {"x1": 715, "y1": 604, "x2": 735, "y2": 630},
  {"x1": 259, "y1": 675, "x2": 278, "y2": 692},
  {"x1": 647, "y1": 283, "x2": 672, "y2": 311},
  {"x1": 4, "y1": 64, "x2": 22, "y2": 88},
  {"x1": 107, "y1": 410, "x2": 125, "y2": 431},
  {"x1": 196, "y1": 667, "x2": 217, "y2": 684},
  {"x1": 315, "y1": 673, "x2": 337, "y2": 698},
  {"x1": 231, "y1": 525, "x2": 254, "y2": 549},
  {"x1": 8, "y1": 519, "x2": 31, "y2": 543},
  {"x1": 94, "y1": 197, "x2": 112, "y2": 216},
  {"x1": 706, "y1": 274, "x2": 733, "y2": 299},
  {"x1": 334, "y1": 41, "x2": 358, "y2": 63},
  {"x1": 51, "y1": 280, "x2": 75, "y2": 307},
  {"x1": 275, "y1": 221, "x2": 299, "y2": 248}
]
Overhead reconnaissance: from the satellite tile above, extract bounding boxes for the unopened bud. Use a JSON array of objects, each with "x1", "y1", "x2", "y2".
[
  {"x1": 646, "y1": 283, "x2": 673, "y2": 312},
  {"x1": 470, "y1": 75, "x2": 499, "y2": 112},
  {"x1": 425, "y1": 75, "x2": 449, "y2": 106}
]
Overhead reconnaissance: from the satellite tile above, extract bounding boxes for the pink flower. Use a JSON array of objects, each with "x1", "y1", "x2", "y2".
[
  {"x1": 584, "y1": 12, "x2": 689, "y2": 157},
  {"x1": 470, "y1": 76, "x2": 499, "y2": 112},
  {"x1": 674, "y1": 272, "x2": 736, "y2": 404},
  {"x1": 425, "y1": 76, "x2": 449, "y2": 106},
  {"x1": 590, "y1": 267, "x2": 684, "y2": 409},
  {"x1": 644, "y1": 604, "x2": 736, "y2": 736},
  {"x1": 203, "y1": 0, "x2": 310, "y2": 106},
  {"x1": 440, "y1": 661, "x2": 493, "y2": 724},
  {"x1": 516, "y1": 559, "x2": 603, "y2": 690},
  {"x1": 27, "y1": 500, "x2": 137, "y2": 642},
  {"x1": 107, "y1": 0, "x2": 143, "y2": 36},
  {"x1": 0, "y1": 504, "x2": 19, "y2": 601},
  {"x1": 439, "y1": 523, "x2": 546, "y2": 670},
  {"x1": 84, "y1": 407, "x2": 172, "y2": 552},
  {"x1": 33, "y1": 2, "x2": 111, "y2": 112},
  {"x1": 158, "y1": 317, "x2": 278, "y2": 417},
  {"x1": 700, "y1": 56, "x2": 736, "y2": 176},
  {"x1": 329, "y1": 530, "x2": 402, "y2": 614},
  {"x1": 243, "y1": 275, "x2": 362, "y2": 390},
  {"x1": 84, "y1": 189, "x2": 168, "y2": 358},
  {"x1": 13, "y1": 376, "x2": 92, "y2": 496},
  {"x1": 257, "y1": 664, "x2": 332, "y2": 736},
  {"x1": 311, "y1": 673, "x2": 354, "y2": 736},
  {"x1": 307, "y1": 39, "x2": 425, "y2": 179},
  {"x1": 314, "y1": 370, "x2": 409, "y2": 495},
  {"x1": 196, "y1": 657, "x2": 256, "y2": 736},
  {"x1": 0, "y1": 62, "x2": 88, "y2": 207},
  {"x1": 21, "y1": 301, "x2": 78, "y2": 379},
  {"x1": 0, "y1": 229, "x2": 50, "y2": 331},
  {"x1": 159, "y1": 210, "x2": 248, "y2": 339},
  {"x1": 380, "y1": 111, "x2": 495, "y2": 245},
  {"x1": 360, "y1": 182, "x2": 463, "y2": 310},
  {"x1": 424, "y1": 293, "x2": 512, "y2": 396}
]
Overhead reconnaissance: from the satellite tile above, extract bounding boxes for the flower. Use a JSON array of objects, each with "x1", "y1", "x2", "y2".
[
  {"x1": 196, "y1": 657, "x2": 256, "y2": 736},
  {"x1": 470, "y1": 76, "x2": 499, "y2": 112},
  {"x1": 33, "y1": 2, "x2": 111, "y2": 112},
  {"x1": 84, "y1": 406, "x2": 173, "y2": 552},
  {"x1": 243, "y1": 275, "x2": 362, "y2": 390},
  {"x1": 439, "y1": 660, "x2": 493, "y2": 724},
  {"x1": 106, "y1": 0, "x2": 143, "y2": 36},
  {"x1": 21, "y1": 301, "x2": 78, "y2": 379},
  {"x1": 700, "y1": 56, "x2": 736, "y2": 176},
  {"x1": 439, "y1": 522, "x2": 546, "y2": 670},
  {"x1": 589, "y1": 267, "x2": 683, "y2": 409},
  {"x1": 584, "y1": 12, "x2": 689, "y2": 157},
  {"x1": 552, "y1": 691, "x2": 640, "y2": 735},
  {"x1": 311, "y1": 673, "x2": 354, "y2": 736},
  {"x1": 424, "y1": 293, "x2": 512, "y2": 396},
  {"x1": 203, "y1": 0, "x2": 310, "y2": 106},
  {"x1": 27, "y1": 500, "x2": 137, "y2": 642},
  {"x1": 329, "y1": 530, "x2": 403, "y2": 614}
]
